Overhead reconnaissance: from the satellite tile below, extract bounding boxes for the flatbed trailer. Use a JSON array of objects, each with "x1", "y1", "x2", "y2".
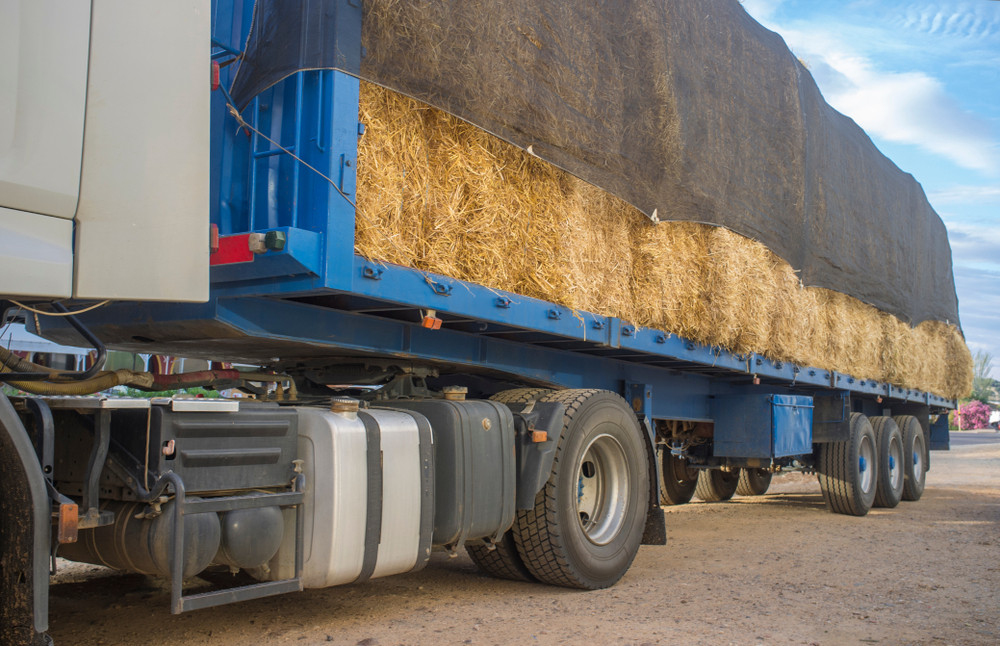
[{"x1": 0, "y1": 2, "x2": 955, "y2": 645}]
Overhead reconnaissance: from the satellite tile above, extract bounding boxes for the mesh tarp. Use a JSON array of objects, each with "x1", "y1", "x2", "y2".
[{"x1": 231, "y1": 0, "x2": 960, "y2": 327}]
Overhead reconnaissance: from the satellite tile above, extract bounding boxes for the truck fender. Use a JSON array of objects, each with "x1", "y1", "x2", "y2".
[
  {"x1": 509, "y1": 402, "x2": 565, "y2": 510},
  {"x1": 0, "y1": 393, "x2": 52, "y2": 643}
]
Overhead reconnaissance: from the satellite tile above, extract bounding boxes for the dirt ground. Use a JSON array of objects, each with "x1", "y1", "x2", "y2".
[{"x1": 47, "y1": 438, "x2": 999, "y2": 646}]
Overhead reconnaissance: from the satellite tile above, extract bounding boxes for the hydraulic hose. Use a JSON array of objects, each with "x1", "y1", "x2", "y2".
[{"x1": 1, "y1": 366, "x2": 155, "y2": 396}]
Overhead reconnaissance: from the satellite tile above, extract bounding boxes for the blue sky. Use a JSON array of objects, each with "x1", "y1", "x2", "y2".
[{"x1": 740, "y1": 0, "x2": 1000, "y2": 379}]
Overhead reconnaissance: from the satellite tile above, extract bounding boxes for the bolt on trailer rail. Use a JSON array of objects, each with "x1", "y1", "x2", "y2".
[{"x1": 0, "y1": 1, "x2": 955, "y2": 645}]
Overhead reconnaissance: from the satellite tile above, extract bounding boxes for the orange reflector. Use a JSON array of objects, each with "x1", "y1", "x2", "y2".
[
  {"x1": 57, "y1": 503, "x2": 79, "y2": 544},
  {"x1": 421, "y1": 316, "x2": 443, "y2": 330},
  {"x1": 531, "y1": 430, "x2": 548, "y2": 443}
]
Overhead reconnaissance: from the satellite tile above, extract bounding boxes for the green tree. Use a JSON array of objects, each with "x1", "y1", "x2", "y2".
[{"x1": 970, "y1": 350, "x2": 995, "y2": 403}]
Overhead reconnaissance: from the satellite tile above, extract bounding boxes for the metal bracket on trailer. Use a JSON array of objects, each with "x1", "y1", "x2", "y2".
[{"x1": 145, "y1": 472, "x2": 306, "y2": 614}]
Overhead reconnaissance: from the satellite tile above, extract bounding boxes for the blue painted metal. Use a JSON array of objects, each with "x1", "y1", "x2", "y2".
[
  {"x1": 771, "y1": 395, "x2": 814, "y2": 457},
  {"x1": 195, "y1": 0, "x2": 957, "y2": 413},
  {"x1": 710, "y1": 394, "x2": 813, "y2": 458},
  {"x1": 859, "y1": 455, "x2": 868, "y2": 473},
  {"x1": 35, "y1": 0, "x2": 949, "y2": 476},
  {"x1": 211, "y1": 228, "x2": 323, "y2": 283}
]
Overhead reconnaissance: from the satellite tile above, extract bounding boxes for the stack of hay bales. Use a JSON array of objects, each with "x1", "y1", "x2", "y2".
[{"x1": 355, "y1": 83, "x2": 973, "y2": 399}]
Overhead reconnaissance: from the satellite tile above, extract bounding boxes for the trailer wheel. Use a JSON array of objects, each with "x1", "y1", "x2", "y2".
[
  {"x1": 871, "y1": 417, "x2": 904, "y2": 508},
  {"x1": 464, "y1": 388, "x2": 554, "y2": 582},
  {"x1": 894, "y1": 415, "x2": 926, "y2": 501},
  {"x1": 513, "y1": 389, "x2": 649, "y2": 589},
  {"x1": 659, "y1": 453, "x2": 698, "y2": 505},
  {"x1": 817, "y1": 413, "x2": 877, "y2": 516},
  {"x1": 736, "y1": 468, "x2": 773, "y2": 496},
  {"x1": 694, "y1": 469, "x2": 740, "y2": 502}
]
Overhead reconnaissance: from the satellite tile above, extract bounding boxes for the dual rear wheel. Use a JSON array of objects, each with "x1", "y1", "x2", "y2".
[{"x1": 468, "y1": 388, "x2": 650, "y2": 589}]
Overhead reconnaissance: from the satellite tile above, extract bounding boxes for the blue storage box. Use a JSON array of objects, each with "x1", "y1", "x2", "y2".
[{"x1": 710, "y1": 394, "x2": 814, "y2": 459}]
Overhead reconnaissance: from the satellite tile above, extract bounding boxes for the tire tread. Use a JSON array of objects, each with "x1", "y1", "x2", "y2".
[
  {"x1": 513, "y1": 389, "x2": 646, "y2": 589},
  {"x1": 695, "y1": 469, "x2": 739, "y2": 502},
  {"x1": 817, "y1": 413, "x2": 876, "y2": 516}
]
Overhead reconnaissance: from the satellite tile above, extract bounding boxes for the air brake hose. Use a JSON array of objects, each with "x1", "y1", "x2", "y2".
[
  {"x1": 0, "y1": 346, "x2": 59, "y2": 375},
  {"x1": 1, "y1": 363, "x2": 155, "y2": 396}
]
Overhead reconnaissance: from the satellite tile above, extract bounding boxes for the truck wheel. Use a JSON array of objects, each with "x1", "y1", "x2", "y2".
[
  {"x1": 465, "y1": 388, "x2": 555, "y2": 582},
  {"x1": 817, "y1": 413, "x2": 877, "y2": 516},
  {"x1": 659, "y1": 453, "x2": 698, "y2": 505},
  {"x1": 490, "y1": 387, "x2": 552, "y2": 404},
  {"x1": 465, "y1": 531, "x2": 536, "y2": 582},
  {"x1": 894, "y1": 415, "x2": 926, "y2": 501},
  {"x1": 871, "y1": 417, "x2": 904, "y2": 508},
  {"x1": 736, "y1": 468, "x2": 773, "y2": 496},
  {"x1": 513, "y1": 389, "x2": 649, "y2": 589},
  {"x1": 694, "y1": 469, "x2": 739, "y2": 502}
]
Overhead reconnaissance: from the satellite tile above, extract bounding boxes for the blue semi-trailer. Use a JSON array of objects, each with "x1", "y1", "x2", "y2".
[{"x1": 0, "y1": 2, "x2": 954, "y2": 645}]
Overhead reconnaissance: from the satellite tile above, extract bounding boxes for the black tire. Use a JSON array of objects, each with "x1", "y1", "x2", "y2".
[
  {"x1": 465, "y1": 388, "x2": 555, "y2": 582},
  {"x1": 659, "y1": 452, "x2": 698, "y2": 505},
  {"x1": 871, "y1": 417, "x2": 904, "y2": 508},
  {"x1": 465, "y1": 531, "x2": 536, "y2": 582},
  {"x1": 736, "y1": 468, "x2": 773, "y2": 496},
  {"x1": 695, "y1": 469, "x2": 740, "y2": 502},
  {"x1": 489, "y1": 387, "x2": 553, "y2": 404},
  {"x1": 894, "y1": 415, "x2": 927, "y2": 501},
  {"x1": 817, "y1": 413, "x2": 878, "y2": 516},
  {"x1": 513, "y1": 389, "x2": 649, "y2": 589}
]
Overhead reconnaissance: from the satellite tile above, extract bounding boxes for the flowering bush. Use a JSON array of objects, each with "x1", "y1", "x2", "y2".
[{"x1": 955, "y1": 400, "x2": 992, "y2": 430}]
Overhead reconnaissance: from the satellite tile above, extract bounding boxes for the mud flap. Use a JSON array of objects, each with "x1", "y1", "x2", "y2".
[{"x1": 0, "y1": 393, "x2": 52, "y2": 646}]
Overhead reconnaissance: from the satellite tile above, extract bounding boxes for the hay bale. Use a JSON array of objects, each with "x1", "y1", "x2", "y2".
[{"x1": 355, "y1": 83, "x2": 973, "y2": 399}]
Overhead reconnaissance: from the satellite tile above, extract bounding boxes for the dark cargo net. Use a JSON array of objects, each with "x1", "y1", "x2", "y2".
[{"x1": 231, "y1": 0, "x2": 960, "y2": 328}]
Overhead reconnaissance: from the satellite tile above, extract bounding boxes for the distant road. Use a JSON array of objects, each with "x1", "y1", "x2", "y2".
[{"x1": 950, "y1": 429, "x2": 1000, "y2": 447}]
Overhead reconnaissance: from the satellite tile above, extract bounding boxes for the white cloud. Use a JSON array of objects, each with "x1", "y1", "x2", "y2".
[
  {"x1": 738, "y1": 0, "x2": 784, "y2": 21},
  {"x1": 946, "y1": 221, "x2": 1000, "y2": 271},
  {"x1": 774, "y1": 30, "x2": 1000, "y2": 176},
  {"x1": 931, "y1": 185, "x2": 1000, "y2": 205},
  {"x1": 898, "y1": 3, "x2": 1000, "y2": 40},
  {"x1": 954, "y1": 266, "x2": 1000, "y2": 379}
]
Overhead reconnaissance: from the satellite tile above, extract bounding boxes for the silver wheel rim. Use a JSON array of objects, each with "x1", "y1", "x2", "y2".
[
  {"x1": 859, "y1": 434, "x2": 875, "y2": 494},
  {"x1": 888, "y1": 435, "x2": 903, "y2": 490},
  {"x1": 912, "y1": 433, "x2": 924, "y2": 479},
  {"x1": 577, "y1": 433, "x2": 630, "y2": 545}
]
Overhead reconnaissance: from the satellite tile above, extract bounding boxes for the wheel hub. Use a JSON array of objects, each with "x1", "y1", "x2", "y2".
[{"x1": 576, "y1": 433, "x2": 630, "y2": 545}]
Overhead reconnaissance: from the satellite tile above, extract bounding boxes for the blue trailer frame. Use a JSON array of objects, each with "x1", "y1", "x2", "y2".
[{"x1": 37, "y1": 0, "x2": 954, "y2": 443}]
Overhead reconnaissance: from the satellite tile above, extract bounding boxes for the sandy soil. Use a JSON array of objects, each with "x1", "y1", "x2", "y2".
[{"x1": 46, "y1": 440, "x2": 1000, "y2": 646}]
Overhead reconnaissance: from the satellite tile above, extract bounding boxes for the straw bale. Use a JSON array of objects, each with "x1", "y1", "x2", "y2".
[{"x1": 355, "y1": 83, "x2": 973, "y2": 399}]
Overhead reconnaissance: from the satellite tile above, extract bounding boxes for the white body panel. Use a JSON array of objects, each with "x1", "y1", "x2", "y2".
[
  {"x1": 73, "y1": 0, "x2": 210, "y2": 301},
  {"x1": 0, "y1": 207, "x2": 74, "y2": 297},
  {"x1": 0, "y1": 0, "x2": 90, "y2": 219},
  {"x1": 0, "y1": 0, "x2": 211, "y2": 302},
  {"x1": 288, "y1": 408, "x2": 426, "y2": 589}
]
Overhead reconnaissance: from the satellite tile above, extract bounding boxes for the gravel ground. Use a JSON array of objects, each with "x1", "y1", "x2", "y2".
[{"x1": 47, "y1": 440, "x2": 999, "y2": 646}]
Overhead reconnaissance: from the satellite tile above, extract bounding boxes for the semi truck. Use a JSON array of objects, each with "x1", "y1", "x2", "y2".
[{"x1": 1, "y1": 2, "x2": 956, "y2": 645}]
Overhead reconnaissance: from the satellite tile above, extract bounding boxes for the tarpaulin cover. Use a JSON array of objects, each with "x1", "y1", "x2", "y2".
[{"x1": 230, "y1": 0, "x2": 961, "y2": 328}]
